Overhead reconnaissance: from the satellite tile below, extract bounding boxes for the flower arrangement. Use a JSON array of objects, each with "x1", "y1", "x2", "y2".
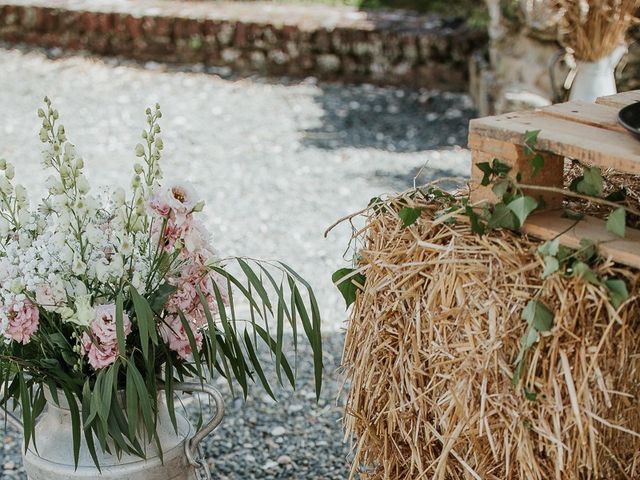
[{"x1": 0, "y1": 98, "x2": 323, "y2": 466}]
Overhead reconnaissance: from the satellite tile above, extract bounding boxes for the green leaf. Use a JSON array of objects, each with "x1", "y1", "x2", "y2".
[
  {"x1": 115, "y1": 292, "x2": 126, "y2": 358},
  {"x1": 605, "y1": 188, "x2": 626, "y2": 202},
  {"x1": 332, "y1": 268, "x2": 365, "y2": 309},
  {"x1": 606, "y1": 207, "x2": 626, "y2": 238},
  {"x1": 476, "y1": 162, "x2": 493, "y2": 186},
  {"x1": 572, "y1": 261, "x2": 601, "y2": 285},
  {"x1": 492, "y1": 159, "x2": 512, "y2": 176},
  {"x1": 465, "y1": 205, "x2": 486, "y2": 236},
  {"x1": 125, "y1": 358, "x2": 155, "y2": 439},
  {"x1": 521, "y1": 300, "x2": 554, "y2": 332},
  {"x1": 538, "y1": 239, "x2": 560, "y2": 257},
  {"x1": 524, "y1": 388, "x2": 538, "y2": 402},
  {"x1": 491, "y1": 179, "x2": 511, "y2": 200},
  {"x1": 150, "y1": 283, "x2": 178, "y2": 313},
  {"x1": 61, "y1": 386, "x2": 81, "y2": 468},
  {"x1": 605, "y1": 279, "x2": 629, "y2": 309},
  {"x1": 398, "y1": 207, "x2": 422, "y2": 227},
  {"x1": 577, "y1": 238, "x2": 596, "y2": 262},
  {"x1": 576, "y1": 167, "x2": 604, "y2": 196},
  {"x1": 125, "y1": 363, "x2": 139, "y2": 440},
  {"x1": 530, "y1": 154, "x2": 544, "y2": 177},
  {"x1": 507, "y1": 196, "x2": 538, "y2": 227},
  {"x1": 131, "y1": 286, "x2": 158, "y2": 362},
  {"x1": 488, "y1": 203, "x2": 518, "y2": 230},
  {"x1": 523, "y1": 129, "x2": 541, "y2": 156},
  {"x1": 542, "y1": 256, "x2": 560, "y2": 279}
]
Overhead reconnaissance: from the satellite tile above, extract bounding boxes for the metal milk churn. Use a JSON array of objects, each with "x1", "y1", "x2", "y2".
[{"x1": 14, "y1": 382, "x2": 224, "y2": 480}]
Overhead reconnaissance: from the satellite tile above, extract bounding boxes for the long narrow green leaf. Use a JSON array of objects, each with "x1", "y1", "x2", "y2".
[
  {"x1": 237, "y1": 258, "x2": 273, "y2": 312},
  {"x1": 125, "y1": 363, "x2": 139, "y2": 440},
  {"x1": 253, "y1": 324, "x2": 295, "y2": 387},
  {"x1": 18, "y1": 371, "x2": 32, "y2": 453},
  {"x1": 126, "y1": 358, "x2": 155, "y2": 439},
  {"x1": 81, "y1": 381, "x2": 101, "y2": 472},
  {"x1": 116, "y1": 292, "x2": 126, "y2": 357},
  {"x1": 164, "y1": 360, "x2": 178, "y2": 433},
  {"x1": 61, "y1": 386, "x2": 81, "y2": 468},
  {"x1": 243, "y1": 330, "x2": 275, "y2": 399}
]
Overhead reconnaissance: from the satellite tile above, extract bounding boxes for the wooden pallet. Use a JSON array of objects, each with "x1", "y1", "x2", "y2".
[{"x1": 468, "y1": 91, "x2": 640, "y2": 269}]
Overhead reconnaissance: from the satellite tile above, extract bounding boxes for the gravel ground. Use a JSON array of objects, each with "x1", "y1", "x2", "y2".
[{"x1": 0, "y1": 45, "x2": 475, "y2": 478}]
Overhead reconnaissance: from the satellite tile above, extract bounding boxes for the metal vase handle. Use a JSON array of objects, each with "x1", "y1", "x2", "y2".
[{"x1": 173, "y1": 382, "x2": 225, "y2": 475}]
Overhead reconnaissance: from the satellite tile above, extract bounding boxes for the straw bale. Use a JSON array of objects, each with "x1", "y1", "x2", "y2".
[{"x1": 342, "y1": 191, "x2": 640, "y2": 480}]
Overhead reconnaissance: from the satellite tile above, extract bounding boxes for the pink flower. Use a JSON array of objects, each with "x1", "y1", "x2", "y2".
[
  {"x1": 91, "y1": 304, "x2": 131, "y2": 344},
  {"x1": 159, "y1": 314, "x2": 203, "y2": 360},
  {"x1": 4, "y1": 300, "x2": 39, "y2": 344},
  {"x1": 148, "y1": 193, "x2": 171, "y2": 217},
  {"x1": 82, "y1": 304, "x2": 132, "y2": 370},
  {"x1": 81, "y1": 333, "x2": 118, "y2": 370}
]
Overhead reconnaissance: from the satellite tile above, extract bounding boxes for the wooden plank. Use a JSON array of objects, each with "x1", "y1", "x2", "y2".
[
  {"x1": 596, "y1": 90, "x2": 640, "y2": 108},
  {"x1": 469, "y1": 148, "x2": 564, "y2": 208},
  {"x1": 540, "y1": 101, "x2": 626, "y2": 134},
  {"x1": 469, "y1": 111, "x2": 640, "y2": 175},
  {"x1": 522, "y1": 212, "x2": 640, "y2": 269}
]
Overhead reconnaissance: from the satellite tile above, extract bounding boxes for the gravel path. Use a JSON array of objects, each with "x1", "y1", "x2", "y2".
[{"x1": 0, "y1": 45, "x2": 475, "y2": 478}]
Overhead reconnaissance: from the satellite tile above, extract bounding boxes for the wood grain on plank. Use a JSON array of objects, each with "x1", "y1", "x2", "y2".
[
  {"x1": 469, "y1": 111, "x2": 640, "y2": 174},
  {"x1": 596, "y1": 91, "x2": 640, "y2": 108},
  {"x1": 540, "y1": 101, "x2": 626, "y2": 133},
  {"x1": 522, "y1": 212, "x2": 640, "y2": 269}
]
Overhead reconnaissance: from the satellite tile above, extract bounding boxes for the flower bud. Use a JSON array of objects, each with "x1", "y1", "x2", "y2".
[
  {"x1": 75, "y1": 158, "x2": 84, "y2": 170},
  {"x1": 193, "y1": 200, "x2": 205, "y2": 212},
  {"x1": 37, "y1": 108, "x2": 45, "y2": 118},
  {"x1": 39, "y1": 128, "x2": 49, "y2": 143},
  {"x1": 134, "y1": 163, "x2": 144, "y2": 174},
  {"x1": 135, "y1": 144, "x2": 145, "y2": 157},
  {"x1": 132, "y1": 175, "x2": 141, "y2": 188},
  {"x1": 77, "y1": 175, "x2": 90, "y2": 194},
  {"x1": 114, "y1": 187, "x2": 126, "y2": 207},
  {"x1": 0, "y1": 159, "x2": 6, "y2": 170},
  {"x1": 155, "y1": 137, "x2": 163, "y2": 150}
]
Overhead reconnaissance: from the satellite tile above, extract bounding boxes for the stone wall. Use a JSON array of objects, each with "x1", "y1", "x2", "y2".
[
  {"x1": 0, "y1": 0, "x2": 487, "y2": 90},
  {"x1": 471, "y1": 0, "x2": 640, "y2": 115}
]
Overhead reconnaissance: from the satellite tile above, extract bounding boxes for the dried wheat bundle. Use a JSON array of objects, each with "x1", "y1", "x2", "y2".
[
  {"x1": 342, "y1": 191, "x2": 640, "y2": 479},
  {"x1": 556, "y1": 0, "x2": 639, "y2": 61}
]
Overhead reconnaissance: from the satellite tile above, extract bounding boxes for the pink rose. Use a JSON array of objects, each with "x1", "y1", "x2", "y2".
[
  {"x1": 91, "y1": 304, "x2": 131, "y2": 345},
  {"x1": 148, "y1": 193, "x2": 171, "y2": 217},
  {"x1": 82, "y1": 333, "x2": 118, "y2": 370},
  {"x1": 159, "y1": 314, "x2": 203, "y2": 360},
  {"x1": 4, "y1": 300, "x2": 39, "y2": 344},
  {"x1": 82, "y1": 304, "x2": 132, "y2": 370}
]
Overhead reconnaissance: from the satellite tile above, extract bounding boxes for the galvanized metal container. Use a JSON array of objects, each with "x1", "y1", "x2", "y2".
[{"x1": 19, "y1": 383, "x2": 223, "y2": 480}]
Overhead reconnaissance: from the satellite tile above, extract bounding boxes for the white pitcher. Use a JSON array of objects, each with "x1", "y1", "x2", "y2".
[
  {"x1": 13, "y1": 383, "x2": 223, "y2": 480},
  {"x1": 569, "y1": 44, "x2": 627, "y2": 103}
]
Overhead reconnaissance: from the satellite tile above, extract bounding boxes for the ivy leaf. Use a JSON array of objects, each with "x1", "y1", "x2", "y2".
[
  {"x1": 524, "y1": 388, "x2": 538, "y2": 402},
  {"x1": 522, "y1": 300, "x2": 554, "y2": 332},
  {"x1": 492, "y1": 179, "x2": 511, "y2": 200},
  {"x1": 605, "y1": 279, "x2": 629, "y2": 309},
  {"x1": 476, "y1": 162, "x2": 493, "y2": 186},
  {"x1": 577, "y1": 238, "x2": 596, "y2": 262},
  {"x1": 488, "y1": 203, "x2": 519, "y2": 230},
  {"x1": 399, "y1": 207, "x2": 422, "y2": 227},
  {"x1": 530, "y1": 154, "x2": 544, "y2": 177},
  {"x1": 605, "y1": 188, "x2": 626, "y2": 202},
  {"x1": 542, "y1": 256, "x2": 559, "y2": 279},
  {"x1": 523, "y1": 129, "x2": 541, "y2": 156},
  {"x1": 538, "y1": 239, "x2": 560, "y2": 257},
  {"x1": 492, "y1": 159, "x2": 512, "y2": 176},
  {"x1": 572, "y1": 261, "x2": 601, "y2": 285},
  {"x1": 465, "y1": 205, "x2": 486, "y2": 236},
  {"x1": 568, "y1": 176, "x2": 583, "y2": 193},
  {"x1": 332, "y1": 268, "x2": 365, "y2": 309},
  {"x1": 606, "y1": 207, "x2": 626, "y2": 238},
  {"x1": 576, "y1": 167, "x2": 604, "y2": 196},
  {"x1": 508, "y1": 196, "x2": 538, "y2": 227}
]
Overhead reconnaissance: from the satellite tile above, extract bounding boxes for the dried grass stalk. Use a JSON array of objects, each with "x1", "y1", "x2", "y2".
[
  {"x1": 342, "y1": 192, "x2": 640, "y2": 480},
  {"x1": 556, "y1": 0, "x2": 639, "y2": 61}
]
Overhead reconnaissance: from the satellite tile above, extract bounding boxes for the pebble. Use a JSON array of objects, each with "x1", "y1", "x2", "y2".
[{"x1": 270, "y1": 426, "x2": 286, "y2": 437}]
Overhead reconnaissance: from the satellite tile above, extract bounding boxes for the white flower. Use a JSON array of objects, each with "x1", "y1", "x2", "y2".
[
  {"x1": 166, "y1": 182, "x2": 198, "y2": 213},
  {"x1": 114, "y1": 188, "x2": 126, "y2": 207},
  {"x1": 71, "y1": 252, "x2": 87, "y2": 275},
  {"x1": 67, "y1": 294, "x2": 95, "y2": 326}
]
